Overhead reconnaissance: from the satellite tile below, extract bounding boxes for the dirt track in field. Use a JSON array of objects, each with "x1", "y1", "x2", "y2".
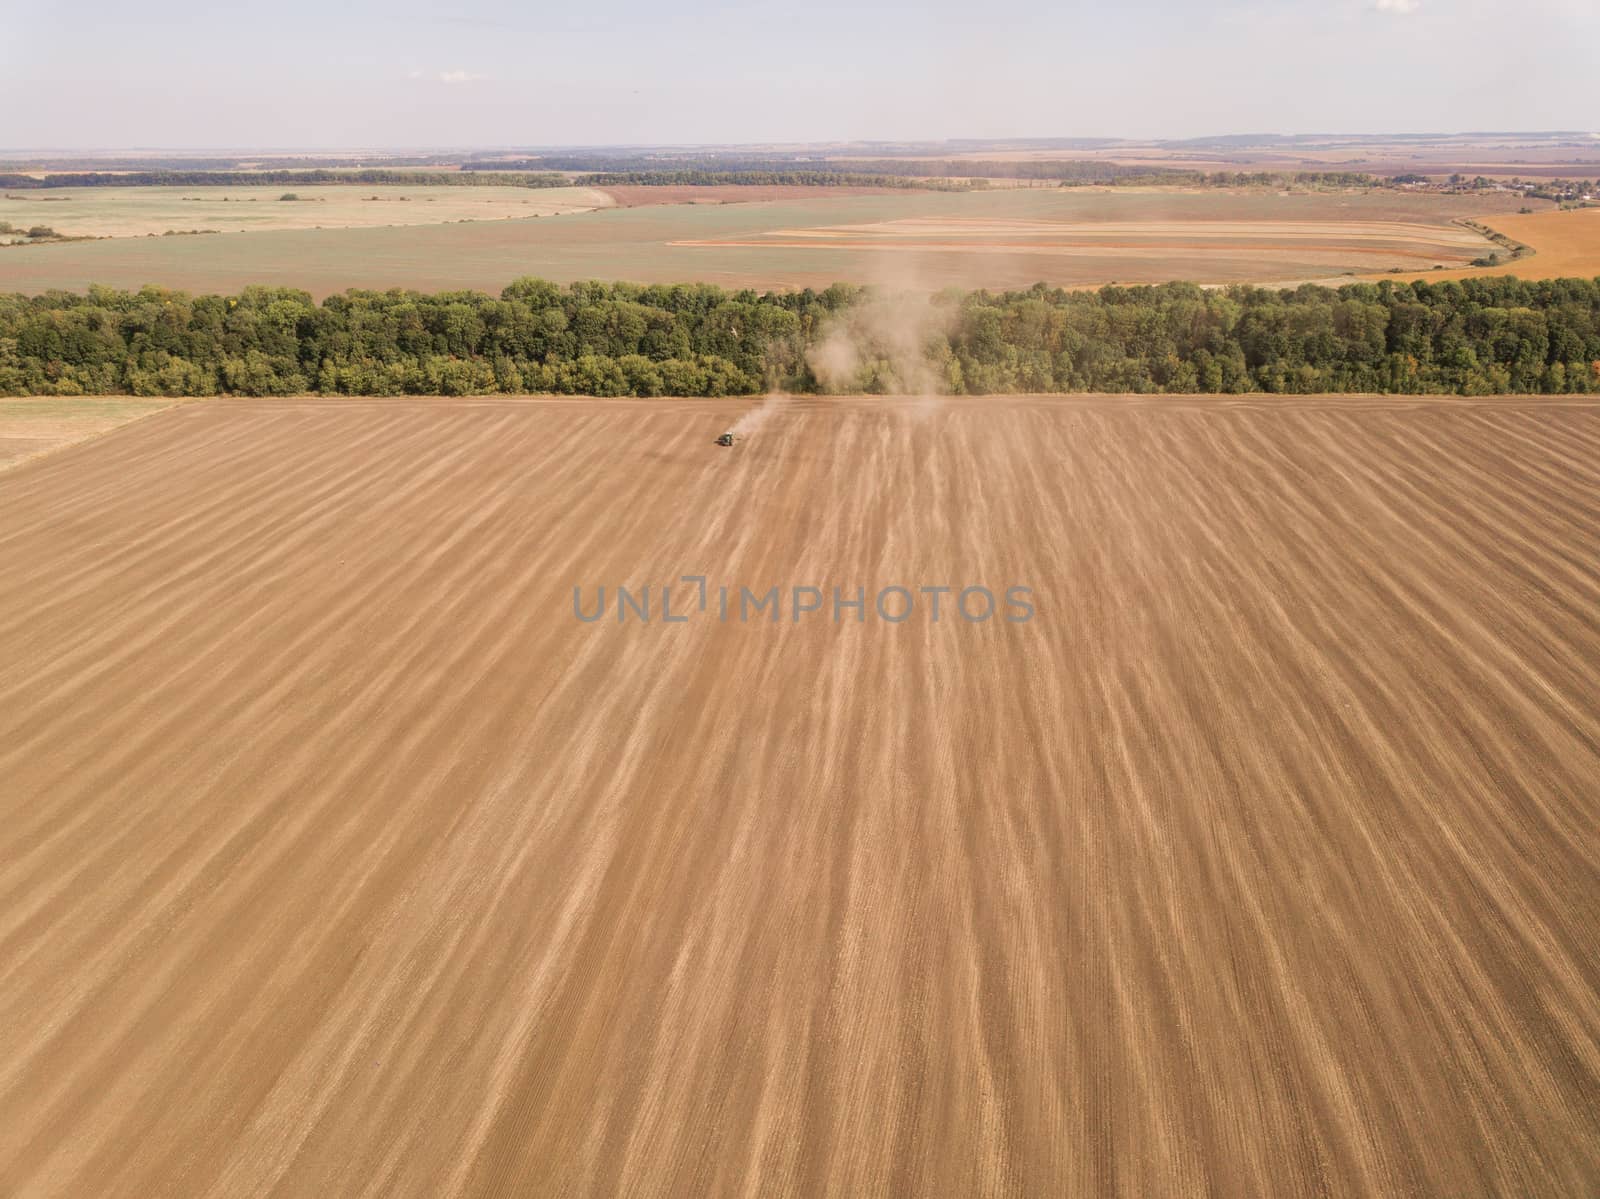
[{"x1": 2, "y1": 395, "x2": 1598, "y2": 1197}]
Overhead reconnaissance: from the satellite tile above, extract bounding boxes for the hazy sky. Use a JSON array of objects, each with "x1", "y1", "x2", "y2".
[{"x1": 3, "y1": 0, "x2": 1595, "y2": 148}]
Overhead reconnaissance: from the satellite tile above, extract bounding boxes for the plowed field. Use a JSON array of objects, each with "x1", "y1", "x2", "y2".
[{"x1": 2, "y1": 395, "x2": 1598, "y2": 1196}]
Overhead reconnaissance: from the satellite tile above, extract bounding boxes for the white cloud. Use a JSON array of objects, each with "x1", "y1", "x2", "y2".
[
  {"x1": 408, "y1": 69, "x2": 487, "y2": 84},
  {"x1": 1372, "y1": 0, "x2": 1420, "y2": 13}
]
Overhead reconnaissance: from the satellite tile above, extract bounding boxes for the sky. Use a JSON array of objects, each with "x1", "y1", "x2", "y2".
[{"x1": 2, "y1": 0, "x2": 1596, "y2": 148}]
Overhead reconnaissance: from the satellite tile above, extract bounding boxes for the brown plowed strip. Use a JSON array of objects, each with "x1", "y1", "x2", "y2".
[
  {"x1": 1, "y1": 395, "x2": 1598, "y2": 1196},
  {"x1": 670, "y1": 239, "x2": 1462, "y2": 260}
]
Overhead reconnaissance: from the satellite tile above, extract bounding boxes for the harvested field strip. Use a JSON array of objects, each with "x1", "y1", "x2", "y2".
[
  {"x1": 755, "y1": 218, "x2": 1491, "y2": 244},
  {"x1": 0, "y1": 397, "x2": 181, "y2": 472},
  {"x1": 671, "y1": 240, "x2": 1465, "y2": 261},
  {"x1": 1, "y1": 396, "x2": 1598, "y2": 1196},
  {"x1": 668, "y1": 211, "x2": 1499, "y2": 274},
  {"x1": 672, "y1": 217, "x2": 1495, "y2": 264}
]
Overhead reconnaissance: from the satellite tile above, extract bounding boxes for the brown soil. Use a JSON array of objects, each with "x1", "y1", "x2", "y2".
[{"x1": 2, "y1": 395, "x2": 1598, "y2": 1196}]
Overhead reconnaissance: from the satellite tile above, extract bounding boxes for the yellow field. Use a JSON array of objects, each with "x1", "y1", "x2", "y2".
[{"x1": 1373, "y1": 207, "x2": 1600, "y2": 283}]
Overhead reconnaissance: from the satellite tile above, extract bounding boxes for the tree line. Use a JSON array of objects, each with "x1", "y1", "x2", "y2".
[
  {"x1": 0, "y1": 164, "x2": 1392, "y2": 194},
  {"x1": 0, "y1": 222, "x2": 61, "y2": 241},
  {"x1": 3, "y1": 276, "x2": 1598, "y2": 398},
  {"x1": 472, "y1": 156, "x2": 1382, "y2": 187},
  {"x1": 0, "y1": 166, "x2": 969, "y2": 194},
  {"x1": 573, "y1": 170, "x2": 982, "y2": 190},
  {"x1": 0, "y1": 170, "x2": 571, "y2": 191},
  {"x1": 0, "y1": 155, "x2": 460, "y2": 172}
]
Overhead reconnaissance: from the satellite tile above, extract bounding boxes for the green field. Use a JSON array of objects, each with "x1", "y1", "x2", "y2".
[
  {"x1": 0, "y1": 396, "x2": 177, "y2": 470},
  {"x1": 0, "y1": 184, "x2": 611, "y2": 240},
  {"x1": 0, "y1": 187, "x2": 1531, "y2": 297}
]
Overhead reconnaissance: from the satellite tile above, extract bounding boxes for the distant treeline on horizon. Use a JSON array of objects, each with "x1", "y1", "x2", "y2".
[
  {"x1": 0, "y1": 167, "x2": 982, "y2": 193},
  {"x1": 4, "y1": 276, "x2": 1599, "y2": 398},
  {"x1": 0, "y1": 169, "x2": 573, "y2": 191},
  {"x1": 0, "y1": 163, "x2": 1393, "y2": 193},
  {"x1": 472, "y1": 157, "x2": 1387, "y2": 188}
]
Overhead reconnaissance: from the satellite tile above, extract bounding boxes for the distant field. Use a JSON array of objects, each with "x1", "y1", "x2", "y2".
[
  {"x1": 0, "y1": 188, "x2": 1535, "y2": 297},
  {"x1": 0, "y1": 185, "x2": 613, "y2": 240},
  {"x1": 598, "y1": 184, "x2": 907, "y2": 207},
  {"x1": 0, "y1": 396, "x2": 176, "y2": 471},
  {"x1": 2, "y1": 395, "x2": 1597, "y2": 1195},
  {"x1": 676, "y1": 213, "x2": 1495, "y2": 270}
]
